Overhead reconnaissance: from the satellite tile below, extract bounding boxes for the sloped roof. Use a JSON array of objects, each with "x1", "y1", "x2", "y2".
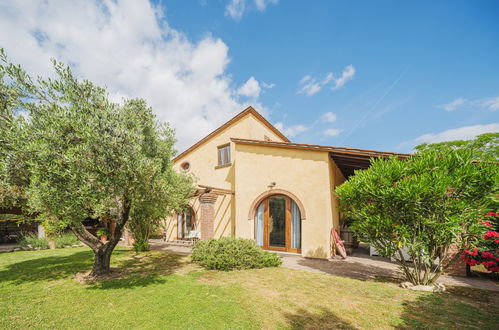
[
  {"x1": 173, "y1": 106, "x2": 289, "y2": 162},
  {"x1": 231, "y1": 138, "x2": 412, "y2": 177}
]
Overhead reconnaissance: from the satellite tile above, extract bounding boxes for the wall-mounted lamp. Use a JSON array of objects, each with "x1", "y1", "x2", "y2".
[{"x1": 268, "y1": 182, "x2": 276, "y2": 189}]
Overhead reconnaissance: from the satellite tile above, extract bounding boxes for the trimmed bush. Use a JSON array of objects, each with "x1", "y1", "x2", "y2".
[{"x1": 191, "y1": 237, "x2": 282, "y2": 271}]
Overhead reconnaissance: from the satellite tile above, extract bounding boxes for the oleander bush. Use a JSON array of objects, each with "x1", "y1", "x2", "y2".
[{"x1": 192, "y1": 237, "x2": 282, "y2": 271}]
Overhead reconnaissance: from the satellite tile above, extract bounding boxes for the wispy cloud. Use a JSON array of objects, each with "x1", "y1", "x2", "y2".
[
  {"x1": 481, "y1": 96, "x2": 499, "y2": 111},
  {"x1": 438, "y1": 96, "x2": 499, "y2": 112},
  {"x1": 439, "y1": 98, "x2": 467, "y2": 111},
  {"x1": 274, "y1": 122, "x2": 309, "y2": 137},
  {"x1": 322, "y1": 128, "x2": 342, "y2": 137},
  {"x1": 254, "y1": 0, "x2": 279, "y2": 11},
  {"x1": 414, "y1": 123, "x2": 499, "y2": 144},
  {"x1": 321, "y1": 112, "x2": 337, "y2": 123},
  {"x1": 225, "y1": 0, "x2": 278, "y2": 21},
  {"x1": 298, "y1": 65, "x2": 355, "y2": 96},
  {"x1": 332, "y1": 65, "x2": 355, "y2": 90}
]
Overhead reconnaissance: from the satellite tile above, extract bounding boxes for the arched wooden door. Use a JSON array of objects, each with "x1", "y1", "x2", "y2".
[{"x1": 255, "y1": 195, "x2": 301, "y2": 253}]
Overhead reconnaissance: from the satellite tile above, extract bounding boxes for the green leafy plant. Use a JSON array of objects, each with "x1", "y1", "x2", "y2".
[
  {"x1": 96, "y1": 229, "x2": 109, "y2": 237},
  {"x1": 54, "y1": 232, "x2": 80, "y2": 248},
  {"x1": 192, "y1": 237, "x2": 282, "y2": 271},
  {"x1": 17, "y1": 232, "x2": 49, "y2": 249},
  {"x1": 336, "y1": 148, "x2": 498, "y2": 285}
]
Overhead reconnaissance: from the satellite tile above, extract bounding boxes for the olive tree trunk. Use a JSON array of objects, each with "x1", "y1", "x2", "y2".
[{"x1": 70, "y1": 198, "x2": 131, "y2": 277}]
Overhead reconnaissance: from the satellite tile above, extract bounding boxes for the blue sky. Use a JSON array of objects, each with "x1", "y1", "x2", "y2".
[{"x1": 1, "y1": 0, "x2": 498, "y2": 152}]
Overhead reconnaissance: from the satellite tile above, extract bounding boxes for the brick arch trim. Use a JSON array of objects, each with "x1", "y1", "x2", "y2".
[{"x1": 247, "y1": 189, "x2": 306, "y2": 220}]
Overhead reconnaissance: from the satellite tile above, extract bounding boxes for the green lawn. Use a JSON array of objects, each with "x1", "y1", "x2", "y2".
[{"x1": 0, "y1": 247, "x2": 497, "y2": 329}]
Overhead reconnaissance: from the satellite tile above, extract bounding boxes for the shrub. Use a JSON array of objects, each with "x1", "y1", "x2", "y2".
[
  {"x1": 54, "y1": 232, "x2": 79, "y2": 248},
  {"x1": 17, "y1": 232, "x2": 49, "y2": 249},
  {"x1": 461, "y1": 212, "x2": 499, "y2": 272},
  {"x1": 191, "y1": 237, "x2": 282, "y2": 271}
]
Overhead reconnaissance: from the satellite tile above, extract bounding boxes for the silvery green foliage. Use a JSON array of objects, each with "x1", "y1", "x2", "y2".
[
  {"x1": 336, "y1": 149, "x2": 498, "y2": 285},
  {"x1": 0, "y1": 49, "x2": 194, "y2": 274}
]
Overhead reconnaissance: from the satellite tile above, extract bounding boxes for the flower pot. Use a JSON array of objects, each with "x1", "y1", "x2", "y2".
[
  {"x1": 100, "y1": 235, "x2": 108, "y2": 242},
  {"x1": 48, "y1": 240, "x2": 56, "y2": 249}
]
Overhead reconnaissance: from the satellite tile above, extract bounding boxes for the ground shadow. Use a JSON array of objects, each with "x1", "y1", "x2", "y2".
[
  {"x1": 87, "y1": 252, "x2": 186, "y2": 290},
  {"x1": 283, "y1": 307, "x2": 356, "y2": 329},
  {"x1": 0, "y1": 249, "x2": 101, "y2": 285},
  {"x1": 397, "y1": 286, "x2": 499, "y2": 329},
  {"x1": 296, "y1": 257, "x2": 402, "y2": 282},
  {"x1": 0, "y1": 248, "x2": 187, "y2": 290}
]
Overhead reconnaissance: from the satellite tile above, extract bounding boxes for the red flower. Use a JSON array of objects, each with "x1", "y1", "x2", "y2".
[
  {"x1": 494, "y1": 239, "x2": 499, "y2": 243},
  {"x1": 481, "y1": 252, "x2": 494, "y2": 259},
  {"x1": 486, "y1": 212, "x2": 498, "y2": 217},
  {"x1": 479, "y1": 220, "x2": 493, "y2": 228},
  {"x1": 484, "y1": 231, "x2": 499, "y2": 240}
]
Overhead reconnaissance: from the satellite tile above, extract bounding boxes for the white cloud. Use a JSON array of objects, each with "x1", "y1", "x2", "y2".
[
  {"x1": 480, "y1": 96, "x2": 499, "y2": 111},
  {"x1": 323, "y1": 128, "x2": 342, "y2": 137},
  {"x1": 237, "y1": 76, "x2": 261, "y2": 98},
  {"x1": 438, "y1": 98, "x2": 467, "y2": 111},
  {"x1": 414, "y1": 123, "x2": 499, "y2": 144},
  {"x1": 225, "y1": 0, "x2": 278, "y2": 20},
  {"x1": 0, "y1": 0, "x2": 271, "y2": 151},
  {"x1": 332, "y1": 65, "x2": 355, "y2": 90},
  {"x1": 298, "y1": 66, "x2": 355, "y2": 96},
  {"x1": 322, "y1": 112, "x2": 337, "y2": 123},
  {"x1": 274, "y1": 122, "x2": 309, "y2": 137}
]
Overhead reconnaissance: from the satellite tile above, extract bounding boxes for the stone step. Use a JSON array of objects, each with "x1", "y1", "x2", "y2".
[{"x1": 164, "y1": 240, "x2": 195, "y2": 246}]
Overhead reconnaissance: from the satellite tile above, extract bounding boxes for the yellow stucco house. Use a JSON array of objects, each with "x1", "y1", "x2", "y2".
[{"x1": 165, "y1": 106, "x2": 409, "y2": 258}]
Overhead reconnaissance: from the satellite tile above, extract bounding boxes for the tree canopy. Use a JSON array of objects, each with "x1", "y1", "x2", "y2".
[
  {"x1": 0, "y1": 49, "x2": 194, "y2": 276},
  {"x1": 336, "y1": 148, "x2": 498, "y2": 285}
]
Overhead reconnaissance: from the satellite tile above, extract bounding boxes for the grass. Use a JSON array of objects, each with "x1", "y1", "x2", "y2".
[{"x1": 0, "y1": 248, "x2": 498, "y2": 329}]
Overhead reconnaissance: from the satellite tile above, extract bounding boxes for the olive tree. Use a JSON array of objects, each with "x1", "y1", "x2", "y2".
[
  {"x1": 1, "y1": 50, "x2": 194, "y2": 276},
  {"x1": 336, "y1": 149, "x2": 498, "y2": 285}
]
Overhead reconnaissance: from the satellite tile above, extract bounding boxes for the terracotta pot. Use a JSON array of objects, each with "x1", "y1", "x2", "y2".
[
  {"x1": 100, "y1": 235, "x2": 108, "y2": 242},
  {"x1": 48, "y1": 240, "x2": 56, "y2": 249}
]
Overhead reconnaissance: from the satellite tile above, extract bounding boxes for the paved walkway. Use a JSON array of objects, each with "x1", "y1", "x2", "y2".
[
  {"x1": 0, "y1": 243, "x2": 19, "y2": 252},
  {"x1": 149, "y1": 240, "x2": 499, "y2": 292}
]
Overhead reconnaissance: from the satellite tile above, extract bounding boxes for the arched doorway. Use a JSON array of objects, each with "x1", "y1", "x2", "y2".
[
  {"x1": 255, "y1": 195, "x2": 301, "y2": 253},
  {"x1": 177, "y1": 207, "x2": 196, "y2": 240}
]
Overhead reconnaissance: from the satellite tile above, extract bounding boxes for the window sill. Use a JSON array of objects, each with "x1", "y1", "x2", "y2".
[{"x1": 215, "y1": 163, "x2": 232, "y2": 169}]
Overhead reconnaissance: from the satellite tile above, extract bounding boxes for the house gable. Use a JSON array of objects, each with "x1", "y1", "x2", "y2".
[
  {"x1": 173, "y1": 106, "x2": 288, "y2": 163},
  {"x1": 173, "y1": 106, "x2": 289, "y2": 191}
]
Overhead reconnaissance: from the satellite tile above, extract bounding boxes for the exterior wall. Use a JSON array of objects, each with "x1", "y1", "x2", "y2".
[
  {"x1": 164, "y1": 113, "x2": 285, "y2": 241},
  {"x1": 234, "y1": 143, "x2": 336, "y2": 258}
]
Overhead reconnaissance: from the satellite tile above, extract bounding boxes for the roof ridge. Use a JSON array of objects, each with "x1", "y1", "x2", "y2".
[
  {"x1": 173, "y1": 106, "x2": 289, "y2": 162},
  {"x1": 230, "y1": 137, "x2": 412, "y2": 157}
]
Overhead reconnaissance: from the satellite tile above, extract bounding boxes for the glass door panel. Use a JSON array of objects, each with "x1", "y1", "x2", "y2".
[{"x1": 268, "y1": 196, "x2": 286, "y2": 248}]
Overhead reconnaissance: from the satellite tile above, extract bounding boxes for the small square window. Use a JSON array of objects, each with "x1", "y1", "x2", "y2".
[{"x1": 218, "y1": 144, "x2": 231, "y2": 166}]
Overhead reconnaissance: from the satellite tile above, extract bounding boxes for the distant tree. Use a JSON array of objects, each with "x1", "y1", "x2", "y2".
[
  {"x1": 415, "y1": 133, "x2": 499, "y2": 160},
  {"x1": 0, "y1": 49, "x2": 194, "y2": 276},
  {"x1": 336, "y1": 149, "x2": 498, "y2": 285}
]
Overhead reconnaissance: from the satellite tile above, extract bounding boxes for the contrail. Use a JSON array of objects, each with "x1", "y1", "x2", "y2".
[{"x1": 339, "y1": 68, "x2": 408, "y2": 145}]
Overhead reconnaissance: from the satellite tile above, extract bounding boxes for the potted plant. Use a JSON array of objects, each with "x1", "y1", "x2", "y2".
[{"x1": 97, "y1": 228, "x2": 109, "y2": 242}]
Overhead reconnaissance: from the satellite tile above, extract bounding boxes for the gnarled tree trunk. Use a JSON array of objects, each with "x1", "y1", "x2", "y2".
[{"x1": 70, "y1": 197, "x2": 131, "y2": 277}]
